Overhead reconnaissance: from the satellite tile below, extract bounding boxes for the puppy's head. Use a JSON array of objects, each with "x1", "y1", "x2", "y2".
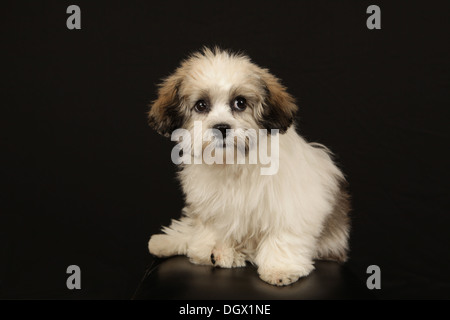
[{"x1": 149, "y1": 47, "x2": 297, "y2": 149}]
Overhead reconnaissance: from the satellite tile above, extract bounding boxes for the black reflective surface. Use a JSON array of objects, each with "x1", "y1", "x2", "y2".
[{"x1": 133, "y1": 256, "x2": 375, "y2": 300}]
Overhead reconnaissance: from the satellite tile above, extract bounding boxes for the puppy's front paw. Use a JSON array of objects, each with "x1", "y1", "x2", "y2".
[
  {"x1": 148, "y1": 234, "x2": 173, "y2": 257},
  {"x1": 258, "y1": 264, "x2": 314, "y2": 286},
  {"x1": 211, "y1": 247, "x2": 246, "y2": 268}
]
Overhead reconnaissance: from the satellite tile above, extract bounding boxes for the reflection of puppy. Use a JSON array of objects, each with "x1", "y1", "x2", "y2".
[{"x1": 148, "y1": 48, "x2": 350, "y2": 286}]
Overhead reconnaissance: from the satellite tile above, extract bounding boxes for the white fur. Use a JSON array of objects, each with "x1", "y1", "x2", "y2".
[{"x1": 148, "y1": 49, "x2": 349, "y2": 286}]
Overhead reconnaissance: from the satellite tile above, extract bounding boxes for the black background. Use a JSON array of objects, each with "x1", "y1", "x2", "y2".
[{"x1": 1, "y1": 1, "x2": 449, "y2": 299}]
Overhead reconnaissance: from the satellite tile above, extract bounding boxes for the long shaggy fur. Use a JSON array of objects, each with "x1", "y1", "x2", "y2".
[{"x1": 148, "y1": 47, "x2": 351, "y2": 286}]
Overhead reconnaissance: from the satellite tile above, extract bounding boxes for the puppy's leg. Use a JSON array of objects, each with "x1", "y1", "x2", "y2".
[
  {"x1": 148, "y1": 217, "x2": 191, "y2": 258},
  {"x1": 211, "y1": 242, "x2": 246, "y2": 268},
  {"x1": 315, "y1": 187, "x2": 351, "y2": 263},
  {"x1": 185, "y1": 223, "x2": 217, "y2": 266},
  {"x1": 149, "y1": 214, "x2": 217, "y2": 265},
  {"x1": 254, "y1": 232, "x2": 316, "y2": 286}
]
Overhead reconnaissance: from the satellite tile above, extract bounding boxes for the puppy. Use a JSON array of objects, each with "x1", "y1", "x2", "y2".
[{"x1": 147, "y1": 47, "x2": 350, "y2": 286}]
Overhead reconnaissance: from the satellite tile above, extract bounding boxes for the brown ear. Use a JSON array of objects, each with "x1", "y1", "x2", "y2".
[
  {"x1": 259, "y1": 71, "x2": 298, "y2": 134},
  {"x1": 148, "y1": 73, "x2": 184, "y2": 137}
]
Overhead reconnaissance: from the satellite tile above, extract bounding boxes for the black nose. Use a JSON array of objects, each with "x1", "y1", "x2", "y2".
[{"x1": 213, "y1": 123, "x2": 231, "y2": 138}]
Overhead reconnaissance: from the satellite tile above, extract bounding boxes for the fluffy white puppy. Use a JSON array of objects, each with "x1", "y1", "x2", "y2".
[{"x1": 148, "y1": 48, "x2": 350, "y2": 286}]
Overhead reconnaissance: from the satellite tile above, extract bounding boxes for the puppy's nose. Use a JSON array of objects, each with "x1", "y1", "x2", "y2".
[{"x1": 213, "y1": 123, "x2": 231, "y2": 138}]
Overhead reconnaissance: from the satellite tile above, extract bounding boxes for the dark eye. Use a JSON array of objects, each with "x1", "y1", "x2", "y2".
[
  {"x1": 232, "y1": 97, "x2": 247, "y2": 111},
  {"x1": 194, "y1": 100, "x2": 208, "y2": 113}
]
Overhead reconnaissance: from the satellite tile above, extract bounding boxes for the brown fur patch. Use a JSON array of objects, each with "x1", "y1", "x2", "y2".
[
  {"x1": 148, "y1": 73, "x2": 185, "y2": 137},
  {"x1": 259, "y1": 71, "x2": 298, "y2": 133},
  {"x1": 317, "y1": 180, "x2": 351, "y2": 263}
]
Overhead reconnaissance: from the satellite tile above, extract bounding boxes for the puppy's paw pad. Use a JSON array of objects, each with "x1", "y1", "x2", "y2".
[
  {"x1": 211, "y1": 248, "x2": 233, "y2": 268},
  {"x1": 259, "y1": 271, "x2": 299, "y2": 286},
  {"x1": 258, "y1": 265, "x2": 314, "y2": 286}
]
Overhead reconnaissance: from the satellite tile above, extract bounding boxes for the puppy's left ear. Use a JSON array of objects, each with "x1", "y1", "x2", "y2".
[
  {"x1": 259, "y1": 71, "x2": 298, "y2": 134},
  {"x1": 148, "y1": 73, "x2": 184, "y2": 137}
]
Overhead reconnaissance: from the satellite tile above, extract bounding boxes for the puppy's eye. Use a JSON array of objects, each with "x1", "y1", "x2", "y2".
[
  {"x1": 194, "y1": 100, "x2": 208, "y2": 113},
  {"x1": 232, "y1": 97, "x2": 247, "y2": 111}
]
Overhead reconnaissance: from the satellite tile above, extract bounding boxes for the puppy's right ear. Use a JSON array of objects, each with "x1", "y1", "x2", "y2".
[{"x1": 148, "y1": 73, "x2": 184, "y2": 137}]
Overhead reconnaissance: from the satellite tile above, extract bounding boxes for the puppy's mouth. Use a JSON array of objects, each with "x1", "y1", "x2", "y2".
[
  {"x1": 213, "y1": 137, "x2": 250, "y2": 153},
  {"x1": 201, "y1": 138, "x2": 231, "y2": 151},
  {"x1": 211, "y1": 134, "x2": 231, "y2": 148},
  {"x1": 217, "y1": 139, "x2": 228, "y2": 148}
]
